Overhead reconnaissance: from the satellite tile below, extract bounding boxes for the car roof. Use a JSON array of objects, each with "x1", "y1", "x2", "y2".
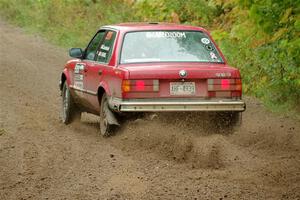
[{"x1": 101, "y1": 22, "x2": 207, "y2": 32}]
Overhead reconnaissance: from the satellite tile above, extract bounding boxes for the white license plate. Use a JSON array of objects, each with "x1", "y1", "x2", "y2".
[{"x1": 170, "y1": 82, "x2": 196, "y2": 95}]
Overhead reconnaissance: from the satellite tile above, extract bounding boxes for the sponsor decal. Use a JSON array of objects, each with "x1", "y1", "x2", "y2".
[
  {"x1": 74, "y1": 81, "x2": 84, "y2": 90},
  {"x1": 205, "y1": 44, "x2": 214, "y2": 51},
  {"x1": 210, "y1": 52, "x2": 217, "y2": 60},
  {"x1": 201, "y1": 38, "x2": 210, "y2": 44},
  {"x1": 146, "y1": 32, "x2": 186, "y2": 38},
  {"x1": 74, "y1": 63, "x2": 85, "y2": 90},
  {"x1": 100, "y1": 44, "x2": 110, "y2": 51},
  {"x1": 74, "y1": 63, "x2": 85, "y2": 73},
  {"x1": 74, "y1": 74, "x2": 83, "y2": 81},
  {"x1": 98, "y1": 51, "x2": 107, "y2": 58}
]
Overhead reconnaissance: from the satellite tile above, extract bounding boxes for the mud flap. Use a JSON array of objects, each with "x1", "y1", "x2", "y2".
[
  {"x1": 104, "y1": 103, "x2": 120, "y2": 126},
  {"x1": 236, "y1": 112, "x2": 243, "y2": 127}
]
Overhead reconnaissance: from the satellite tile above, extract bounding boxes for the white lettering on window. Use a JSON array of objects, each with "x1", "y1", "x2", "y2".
[{"x1": 146, "y1": 32, "x2": 186, "y2": 38}]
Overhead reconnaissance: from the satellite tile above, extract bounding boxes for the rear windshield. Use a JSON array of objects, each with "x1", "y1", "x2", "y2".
[{"x1": 120, "y1": 31, "x2": 224, "y2": 64}]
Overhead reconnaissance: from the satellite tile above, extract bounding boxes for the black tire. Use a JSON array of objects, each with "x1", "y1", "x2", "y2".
[
  {"x1": 99, "y1": 93, "x2": 115, "y2": 137},
  {"x1": 61, "y1": 82, "x2": 80, "y2": 124}
]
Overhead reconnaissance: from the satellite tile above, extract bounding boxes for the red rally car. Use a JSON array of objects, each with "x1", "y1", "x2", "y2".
[{"x1": 59, "y1": 23, "x2": 246, "y2": 136}]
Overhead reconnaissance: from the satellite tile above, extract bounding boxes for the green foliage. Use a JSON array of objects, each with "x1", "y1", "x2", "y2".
[
  {"x1": 133, "y1": 0, "x2": 217, "y2": 26},
  {"x1": 0, "y1": 0, "x2": 299, "y2": 113},
  {"x1": 211, "y1": 0, "x2": 300, "y2": 112}
]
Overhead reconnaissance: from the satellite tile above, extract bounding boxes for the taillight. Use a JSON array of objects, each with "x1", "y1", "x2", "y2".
[
  {"x1": 122, "y1": 80, "x2": 159, "y2": 92},
  {"x1": 221, "y1": 79, "x2": 230, "y2": 90},
  {"x1": 136, "y1": 80, "x2": 145, "y2": 91},
  {"x1": 121, "y1": 80, "x2": 130, "y2": 92},
  {"x1": 235, "y1": 79, "x2": 242, "y2": 91},
  {"x1": 207, "y1": 78, "x2": 242, "y2": 97}
]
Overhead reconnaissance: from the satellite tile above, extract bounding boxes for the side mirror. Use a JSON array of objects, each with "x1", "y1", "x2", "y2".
[{"x1": 69, "y1": 48, "x2": 83, "y2": 59}]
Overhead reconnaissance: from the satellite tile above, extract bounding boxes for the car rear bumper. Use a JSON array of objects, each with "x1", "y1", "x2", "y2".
[{"x1": 108, "y1": 97, "x2": 246, "y2": 112}]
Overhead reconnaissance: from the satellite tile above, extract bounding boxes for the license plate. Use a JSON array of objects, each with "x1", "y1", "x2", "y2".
[{"x1": 170, "y1": 82, "x2": 196, "y2": 95}]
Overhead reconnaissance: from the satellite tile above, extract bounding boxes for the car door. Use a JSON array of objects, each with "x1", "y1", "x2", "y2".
[
  {"x1": 74, "y1": 30, "x2": 106, "y2": 112},
  {"x1": 84, "y1": 30, "x2": 118, "y2": 112}
]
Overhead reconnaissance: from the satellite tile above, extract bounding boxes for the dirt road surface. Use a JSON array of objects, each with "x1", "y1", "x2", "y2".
[{"x1": 0, "y1": 20, "x2": 300, "y2": 200}]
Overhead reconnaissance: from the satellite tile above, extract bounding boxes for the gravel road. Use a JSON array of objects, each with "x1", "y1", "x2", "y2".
[{"x1": 0, "y1": 20, "x2": 299, "y2": 200}]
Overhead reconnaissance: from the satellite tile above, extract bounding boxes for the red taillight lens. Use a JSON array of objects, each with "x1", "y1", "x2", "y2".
[
  {"x1": 207, "y1": 78, "x2": 242, "y2": 97},
  {"x1": 135, "y1": 80, "x2": 145, "y2": 91},
  {"x1": 221, "y1": 79, "x2": 230, "y2": 90},
  {"x1": 122, "y1": 80, "x2": 159, "y2": 92}
]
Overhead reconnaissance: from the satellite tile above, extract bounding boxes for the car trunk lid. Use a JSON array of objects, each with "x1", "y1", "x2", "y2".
[
  {"x1": 120, "y1": 62, "x2": 240, "y2": 79},
  {"x1": 119, "y1": 62, "x2": 242, "y2": 99}
]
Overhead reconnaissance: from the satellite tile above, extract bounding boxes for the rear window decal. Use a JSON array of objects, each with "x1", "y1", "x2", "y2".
[
  {"x1": 146, "y1": 32, "x2": 186, "y2": 38},
  {"x1": 205, "y1": 44, "x2": 214, "y2": 51},
  {"x1": 201, "y1": 38, "x2": 210, "y2": 44},
  {"x1": 210, "y1": 52, "x2": 217, "y2": 60}
]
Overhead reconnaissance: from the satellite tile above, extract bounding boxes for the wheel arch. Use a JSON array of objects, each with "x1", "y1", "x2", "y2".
[
  {"x1": 60, "y1": 73, "x2": 67, "y2": 91},
  {"x1": 97, "y1": 87, "x2": 106, "y2": 105},
  {"x1": 60, "y1": 69, "x2": 71, "y2": 91},
  {"x1": 97, "y1": 82, "x2": 111, "y2": 105}
]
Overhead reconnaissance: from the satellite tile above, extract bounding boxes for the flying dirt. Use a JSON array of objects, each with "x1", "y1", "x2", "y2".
[{"x1": 0, "y1": 20, "x2": 299, "y2": 200}]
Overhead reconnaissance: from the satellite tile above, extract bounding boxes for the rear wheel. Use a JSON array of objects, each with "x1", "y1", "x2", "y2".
[
  {"x1": 99, "y1": 93, "x2": 115, "y2": 137},
  {"x1": 61, "y1": 82, "x2": 80, "y2": 124}
]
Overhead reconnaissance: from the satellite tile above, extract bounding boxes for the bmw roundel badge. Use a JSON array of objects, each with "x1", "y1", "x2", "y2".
[{"x1": 179, "y1": 70, "x2": 187, "y2": 78}]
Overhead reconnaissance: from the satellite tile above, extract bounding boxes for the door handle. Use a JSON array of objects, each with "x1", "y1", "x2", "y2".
[{"x1": 98, "y1": 70, "x2": 103, "y2": 75}]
